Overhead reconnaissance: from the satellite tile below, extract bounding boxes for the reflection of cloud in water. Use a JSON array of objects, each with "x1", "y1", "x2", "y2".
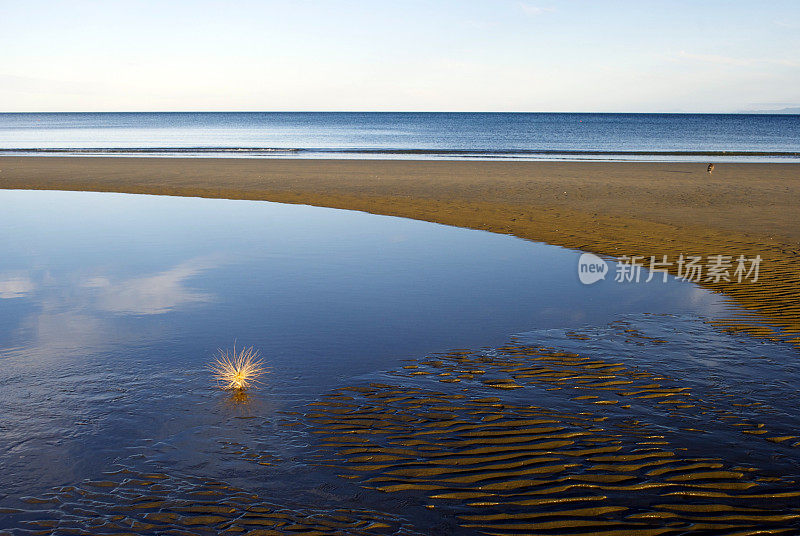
[
  {"x1": 82, "y1": 276, "x2": 111, "y2": 288},
  {"x1": 389, "y1": 234, "x2": 409, "y2": 243},
  {"x1": 93, "y1": 261, "x2": 213, "y2": 315},
  {"x1": 0, "y1": 275, "x2": 35, "y2": 299},
  {"x1": 19, "y1": 311, "x2": 106, "y2": 356},
  {"x1": 1, "y1": 259, "x2": 216, "y2": 360},
  {"x1": 687, "y1": 285, "x2": 730, "y2": 316}
]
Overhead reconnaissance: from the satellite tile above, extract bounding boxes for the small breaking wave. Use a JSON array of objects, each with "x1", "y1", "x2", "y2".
[{"x1": 2, "y1": 146, "x2": 799, "y2": 161}]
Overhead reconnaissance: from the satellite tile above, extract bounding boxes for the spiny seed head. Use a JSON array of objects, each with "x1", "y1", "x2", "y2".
[{"x1": 208, "y1": 344, "x2": 266, "y2": 391}]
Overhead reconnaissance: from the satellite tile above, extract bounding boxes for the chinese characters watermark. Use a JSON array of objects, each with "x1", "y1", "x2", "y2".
[{"x1": 578, "y1": 253, "x2": 761, "y2": 285}]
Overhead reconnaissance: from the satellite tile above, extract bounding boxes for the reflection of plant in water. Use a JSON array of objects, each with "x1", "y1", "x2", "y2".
[
  {"x1": 209, "y1": 344, "x2": 266, "y2": 391},
  {"x1": 227, "y1": 389, "x2": 251, "y2": 405}
]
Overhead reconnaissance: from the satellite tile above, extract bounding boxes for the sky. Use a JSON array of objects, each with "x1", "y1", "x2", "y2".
[{"x1": 1, "y1": 0, "x2": 799, "y2": 112}]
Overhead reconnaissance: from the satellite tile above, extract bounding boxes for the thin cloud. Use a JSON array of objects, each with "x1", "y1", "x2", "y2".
[
  {"x1": 774, "y1": 20, "x2": 800, "y2": 29},
  {"x1": 518, "y1": 3, "x2": 555, "y2": 16},
  {"x1": 674, "y1": 50, "x2": 798, "y2": 68}
]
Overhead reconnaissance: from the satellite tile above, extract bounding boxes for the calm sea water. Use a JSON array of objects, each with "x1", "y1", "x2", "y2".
[{"x1": 0, "y1": 112, "x2": 798, "y2": 161}]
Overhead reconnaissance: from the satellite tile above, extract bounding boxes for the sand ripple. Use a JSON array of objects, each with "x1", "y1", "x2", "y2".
[
  {"x1": 1, "y1": 468, "x2": 422, "y2": 536},
  {"x1": 304, "y1": 344, "x2": 800, "y2": 535}
]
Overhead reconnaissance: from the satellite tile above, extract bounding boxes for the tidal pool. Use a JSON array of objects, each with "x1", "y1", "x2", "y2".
[{"x1": 0, "y1": 190, "x2": 797, "y2": 534}]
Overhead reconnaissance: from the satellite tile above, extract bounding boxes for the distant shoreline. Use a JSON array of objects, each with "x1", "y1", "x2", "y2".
[{"x1": 1, "y1": 156, "x2": 798, "y2": 340}]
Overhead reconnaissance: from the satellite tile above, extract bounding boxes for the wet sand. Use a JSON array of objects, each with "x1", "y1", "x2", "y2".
[
  {"x1": 1, "y1": 157, "x2": 798, "y2": 338},
  {"x1": 301, "y1": 337, "x2": 800, "y2": 534},
  {"x1": 5, "y1": 468, "x2": 427, "y2": 535}
]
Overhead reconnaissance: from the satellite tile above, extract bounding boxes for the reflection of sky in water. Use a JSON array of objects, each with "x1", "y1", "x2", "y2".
[
  {"x1": 0, "y1": 190, "x2": 731, "y2": 363},
  {"x1": 0, "y1": 189, "x2": 745, "y2": 499}
]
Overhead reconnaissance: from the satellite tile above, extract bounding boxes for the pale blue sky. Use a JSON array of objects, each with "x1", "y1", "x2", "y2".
[{"x1": 1, "y1": 0, "x2": 798, "y2": 112}]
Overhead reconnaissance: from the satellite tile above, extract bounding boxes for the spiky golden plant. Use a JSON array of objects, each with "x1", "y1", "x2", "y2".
[{"x1": 208, "y1": 344, "x2": 266, "y2": 391}]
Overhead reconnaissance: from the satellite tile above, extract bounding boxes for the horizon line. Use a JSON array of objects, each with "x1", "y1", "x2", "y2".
[{"x1": 1, "y1": 110, "x2": 799, "y2": 115}]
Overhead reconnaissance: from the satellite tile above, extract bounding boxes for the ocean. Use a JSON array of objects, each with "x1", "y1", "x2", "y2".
[{"x1": 0, "y1": 112, "x2": 798, "y2": 161}]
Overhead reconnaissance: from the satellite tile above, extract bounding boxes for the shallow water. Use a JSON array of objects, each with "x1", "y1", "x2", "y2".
[{"x1": 0, "y1": 190, "x2": 798, "y2": 534}]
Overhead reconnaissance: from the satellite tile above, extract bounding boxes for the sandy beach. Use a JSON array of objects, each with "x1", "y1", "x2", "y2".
[
  {"x1": 2, "y1": 159, "x2": 800, "y2": 534},
  {"x1": 1, "y1": 156, "x2": 798, "y2": 339}
]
